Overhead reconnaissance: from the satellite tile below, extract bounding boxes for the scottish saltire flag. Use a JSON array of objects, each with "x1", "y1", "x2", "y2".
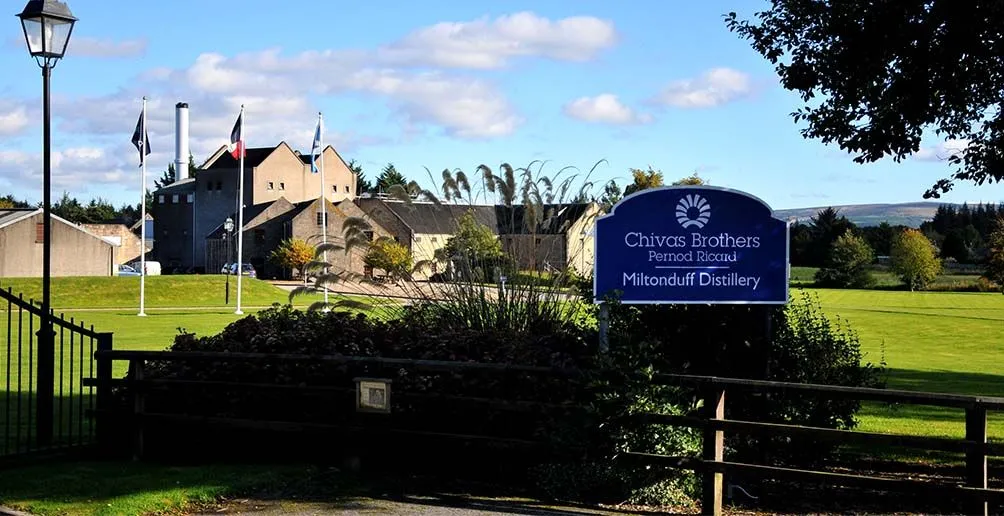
[
  {"x1": 310, "y1": 115, "x2": 322, "y2": 174},
  {"x1": 130, "y1": 110, "x2": 150, "y2": 167}
]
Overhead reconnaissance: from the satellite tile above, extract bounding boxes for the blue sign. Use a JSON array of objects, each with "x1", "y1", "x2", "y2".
[{"x1": 593, "y1": 186, "x2": 790, "y2": 304}]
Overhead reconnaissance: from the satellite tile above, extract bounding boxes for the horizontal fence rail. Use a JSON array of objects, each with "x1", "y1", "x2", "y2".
[{"x1": 87, "y1": 350, "x2": 1004, "y2": 515}]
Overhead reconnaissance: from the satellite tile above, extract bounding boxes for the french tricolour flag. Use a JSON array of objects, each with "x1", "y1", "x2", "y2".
[{"x1": 228, "y1": 108, "x2": 245, "y2": 159}]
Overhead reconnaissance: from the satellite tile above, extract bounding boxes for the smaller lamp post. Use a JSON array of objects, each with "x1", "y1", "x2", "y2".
[{"x1": 224, "y1": 217, "x2": 234, "y2": 305}]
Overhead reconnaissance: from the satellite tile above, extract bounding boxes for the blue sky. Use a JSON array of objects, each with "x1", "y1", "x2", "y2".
[{"x1": 0, "y1": 0, "x2": 1000, "y2": 210}]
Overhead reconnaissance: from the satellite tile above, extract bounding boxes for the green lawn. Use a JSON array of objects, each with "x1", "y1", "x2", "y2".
[
  {"x1": 0, "y1": 461, "x2": 319, "y2": 516},
  {"x1": 790, "y1": 265, "x2": 986, "y2": 290},
  {"x1": 808, "y1": 288, "x2": 1004, "y2": 441},
  {"x1": 0, "y1": 275, "x2": 308, "y2": 310}
]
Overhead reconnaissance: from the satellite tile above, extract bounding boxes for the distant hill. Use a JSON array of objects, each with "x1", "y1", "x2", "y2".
[{"x1": 774, "y1": 202, "x2": 964, "y2": 228}]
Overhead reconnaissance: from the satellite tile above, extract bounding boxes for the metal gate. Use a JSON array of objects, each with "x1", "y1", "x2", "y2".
[{"x1": 1, "y1": 286, "x2": 110, "y2": 459}]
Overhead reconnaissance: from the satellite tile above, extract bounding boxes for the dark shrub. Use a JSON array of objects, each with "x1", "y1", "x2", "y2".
[{"x1": 112, "y1": 303, "x2": 700, "y2": 506}]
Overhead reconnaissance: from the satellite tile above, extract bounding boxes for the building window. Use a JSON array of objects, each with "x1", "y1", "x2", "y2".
[
  {"x1": 316, "y1": 212, "x2": 328, "y2": 226},
  {"x1": 431, "y1": 237, "x2": 438, "y2": 243},
  {"x1": 186, "y1": 193, "x2": 194, "y2": 203},
  {"x1": 216, "y1": 181, "x2": 223, "y2": 191},
  {"x1": 35, "y1": 223, "x2": 43, "y2": 244},
  {"x1": 535, "y1": 238, "x2": 542, "y2": 245},
  {"x1": 415, "y1": 236, "x2": 422, "y2": 242},
  {"x1": 279, "y1": 182, "x2": 285, "y2": 191},
  {"x1": 332, "y1": 185, "x2": 337, "y2": 193},
  {"x1": 364, "y1": 230, "x2": 374, "y2": 241},
  {"x1": 344, "y1": 185, "x2": 349, "y2": 193},
  {"x1": 254, "y1": 229, "x2": 265, "y2": 245},
  {"x1": 158, "y1": 195, "x2": 165, "y2": 204},
  {"x1": 206, "y1": 182, "x2": 212, "y2": 192},
  {"x1": 267, "y1": 182, "x2": 274, "y2": 191},
  {"x1": 172, "y1": 194, "x2": 179, "y2": 204}
]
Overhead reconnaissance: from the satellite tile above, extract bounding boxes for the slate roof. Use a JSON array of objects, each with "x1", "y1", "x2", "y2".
[
  {"x1": 0, "y1": 209, "x2": 36, "y2": 229},
  {"x1": 203, "y1": 198, "x2": 316, "y2": 239},
  {"x1": 367, "y1": 200, "x2": 592, "y2": 236},
  {"x1": 204, "y1": 147, "x2": 276, "y2": 170},
  {"x1": 376, "y1": 202, "x2": 497, "y2": 234},
  {"x1": 496, "y1": 203, "x2": 592, "y2": 235}
]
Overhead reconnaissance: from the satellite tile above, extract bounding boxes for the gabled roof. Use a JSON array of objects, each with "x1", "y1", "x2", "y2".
[
  {"x1": 154, "y1": 178, "x2": 195, "y2": 193},
  {"x1": 0, "y1": 208, "x2": 118, "y2": 246},
  {"x1": 366, "y1": 200, "x2": 497, "y2": 234},
  {"x1": 0, "y1": 209, "x2": 37, "y2": 230},
  {"x1": 203, "y1": 147, "x2": 276, "y2": 170},
  {"x1": 496, "y1": 203, "x2": 594, "y2": 235},
  {"x1": 359, "y1": 199, "x2": 596, "y2": 236}
]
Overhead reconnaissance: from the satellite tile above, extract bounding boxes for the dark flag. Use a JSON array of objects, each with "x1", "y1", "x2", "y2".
[{"x1": 131, "y1": 110, "x2": 151, "y2": 167}]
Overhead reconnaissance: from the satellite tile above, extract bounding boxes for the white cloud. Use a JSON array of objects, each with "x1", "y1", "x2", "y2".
[
  {"x1": 914, "y1": 139, "x2": 969, "y2": 162},
  {"x1": 0, "y1": 146, "x2": 133, "y2": 195},
  {"x1": 4, "y1": 12, "x2": 618, "y2": 197},
  {"x1": 654, "y1": 67, "x2": 753, "y2": 108},
  {"x1": 69, "y1": 37, "x2": 148, "y2": 58},
  {"x1": 0, "y1": 104, "x2": 29, "y2": 136},
  {"x1": 563, "y1": 94, "x2": 650, "y2": 125},
  {"x1": 378, "y1": 12, "x2": 617, "y2": 69}
]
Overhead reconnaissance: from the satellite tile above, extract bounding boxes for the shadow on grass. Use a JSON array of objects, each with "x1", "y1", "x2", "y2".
[
  {"x1": 0, "y1": 461, "x2": 669, "y2": 516},
  {"x1": 882, "y1": 368, "x2": 1004, "y2": 397},
  {"x1": 0, "y1": 392, "x2": 95, "y2": 458}
]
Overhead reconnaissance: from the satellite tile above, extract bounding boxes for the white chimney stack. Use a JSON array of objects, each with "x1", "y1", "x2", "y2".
[{"x1": 175, "y1": 102, "x2": 190, "y2": 181}]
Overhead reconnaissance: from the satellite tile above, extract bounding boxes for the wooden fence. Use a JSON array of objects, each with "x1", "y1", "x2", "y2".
[{"x1": 86, "y1": 350, "x2": 1004, "y2": 515}]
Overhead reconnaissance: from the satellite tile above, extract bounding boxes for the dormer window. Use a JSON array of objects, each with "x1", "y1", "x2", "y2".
[{"x1": 267, "y1": 182, "x2": 274, "y2": 191}]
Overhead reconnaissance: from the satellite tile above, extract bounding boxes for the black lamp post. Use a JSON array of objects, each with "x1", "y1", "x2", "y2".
[
  {"x1": 224, "y1": 217, "x2": 234, "y2": 304},
  {"x1": 18, "y1": 0, "x2": 76, "y2": 447}
]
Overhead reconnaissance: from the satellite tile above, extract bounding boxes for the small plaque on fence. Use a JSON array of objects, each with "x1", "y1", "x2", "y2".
[{"x1": 355, "y1": 378, "x2": 392, "y2": 413}]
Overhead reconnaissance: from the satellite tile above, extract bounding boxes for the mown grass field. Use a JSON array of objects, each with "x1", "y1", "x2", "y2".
[
  {"x1": 808, "y1": 288, "x2": 1004, "y2": 441},
  {"x1": 2, "y1": 274, "x2": 1002, "y2": 446}
]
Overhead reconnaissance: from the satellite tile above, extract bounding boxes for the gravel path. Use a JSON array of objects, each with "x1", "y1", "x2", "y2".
[{"x1": 192, "y1": 495, "x2": 673, "y2": 515}]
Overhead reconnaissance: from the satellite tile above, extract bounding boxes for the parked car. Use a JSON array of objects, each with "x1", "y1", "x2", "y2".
[
  {"x1": 126, "y1": 260, "x2": 161, "y2": 276},
  {"x1": 222, "y1": 263, "x2": 257, "y2": 278},
  {"x1": 116, "y1": 264, "x2": 141, "y2": 277}
]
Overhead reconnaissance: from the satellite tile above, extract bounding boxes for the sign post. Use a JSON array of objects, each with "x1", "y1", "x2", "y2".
[{"x1": 592, "y1": 186, "x2": 790, "y2": 515}]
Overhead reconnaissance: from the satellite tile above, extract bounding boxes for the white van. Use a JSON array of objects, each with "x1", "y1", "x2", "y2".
[{"x1": 128, "y1": 260, "x2": 162, "y2": 276}]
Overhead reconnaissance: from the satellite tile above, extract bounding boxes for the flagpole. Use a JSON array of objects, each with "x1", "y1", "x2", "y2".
[
  {"x1": 318, "y1": 112, "x2": 329, "y2": 308},
  {"x1": 235, "y1": 104, "x2": 246, "y2": 315},
  {"x1": 138, "y1": 97, "x2": 148, "y2": 317}
]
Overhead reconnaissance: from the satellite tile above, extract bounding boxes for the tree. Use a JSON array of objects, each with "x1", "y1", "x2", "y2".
[
  {"x1": 440, "y1": 210, "x2": 504, "y2": 280},
  {"x1": 984, "y1": 217, "x2": 1004, "y2": 293},
  {"x1": 726, "y1": 4, "x2": 1004, "y2": 198},
  {"x1": 860, "y1": 222, "x2": 900, "y2": 258},
  {"x1": 364, "y1": 237, "x2": 412, "y2": 280},
  {"x1": 348, "y1": 159, "x2": 372, "y2": 195},
  {"x1": 376, "y1": 163, "x2": 407, "y2": 193},
  {"x1": 805, "y1": 208, "x2": 856, "y2": 267},
  {"x1": 269, "y1": 238, "x2": 315, "y2": 281},
  {"x1": 891, "y1": 229, "x2": 942, "y2": 291},
  {"x1": 155, "y1": 163, "x2": 177, "y2": 190},
  {"x1": 623, "y1": 167, "x2": 664, "y2": 196},
  {"x1": 598, "y1": 180, "x2": 622, "y2": 212},
  {"x1": 672, "y1": 173, "x2": 706, "y2": 186},
  {"x1": 814, "y1": 231, "x2": 875, "y2": 288}
]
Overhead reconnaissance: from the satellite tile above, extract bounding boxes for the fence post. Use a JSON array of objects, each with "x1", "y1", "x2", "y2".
[
  {"x1": 965, "y1": 404, "x2": 988, "y2": 516},
  {"x1": 94, "y1": 332, "x2": 113, "y2": 455},
  {"x1": 130, "y1": 359, "x2": 146, "y2": 461},
  {"x1": 701, "y1": 384, "x2": 726, "y2": 516}
]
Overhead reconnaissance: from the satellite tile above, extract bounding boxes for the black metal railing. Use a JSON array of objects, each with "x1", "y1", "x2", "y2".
[{"x1": 1, "y1": 286, "x2": 110, "y2": 459}]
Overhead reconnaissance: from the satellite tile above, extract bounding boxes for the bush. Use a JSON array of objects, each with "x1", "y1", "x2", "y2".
[
  {"x1": 814, "y1": 231, "x2": 875, "y2": 288},
  {"x1": 580, "y1": 282, "x2": 884, "y2": 467},
  {"x1": 115, "y1": 302, "x2": 700, "y2": 507}
]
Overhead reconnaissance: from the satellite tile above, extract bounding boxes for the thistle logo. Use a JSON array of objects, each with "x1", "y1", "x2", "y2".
[{"x1": 676, "y1": 194, "x2": 711, "y2": 229}]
